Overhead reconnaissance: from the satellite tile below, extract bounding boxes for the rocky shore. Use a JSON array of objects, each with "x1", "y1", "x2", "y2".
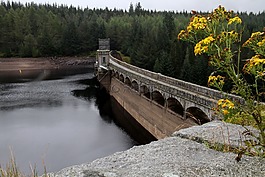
[{"x1": 49, "y1": 121, "x2": 265, "y2": 177}]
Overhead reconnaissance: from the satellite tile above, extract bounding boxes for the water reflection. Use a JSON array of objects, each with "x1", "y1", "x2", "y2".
[
  {"x1": 71, "y1": 78, "x2": 98, "y2": 102},
  {"x1": 71, "y1": 78, "x2": 113, "y2": 123},
  {"x1": 72, "y1": 77, "x2": 157, "y2": 144}
]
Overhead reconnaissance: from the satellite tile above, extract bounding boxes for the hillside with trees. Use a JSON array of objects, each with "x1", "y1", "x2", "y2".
[{"x1": 0, "y1": 1, "x2": 265, "y2": 85}]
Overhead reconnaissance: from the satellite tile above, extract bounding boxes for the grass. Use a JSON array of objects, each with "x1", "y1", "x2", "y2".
[
  {"x1": 0, "y1": 150, "x2": 49, "y2": 177},
  {"x1": 201, "y1": 124, "x2": 265, "y2": 161}
]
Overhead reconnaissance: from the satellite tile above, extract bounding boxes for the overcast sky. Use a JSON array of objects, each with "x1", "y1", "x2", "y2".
[{"x1": 7, "y1": 0, "x2": 265, "y2": 13}]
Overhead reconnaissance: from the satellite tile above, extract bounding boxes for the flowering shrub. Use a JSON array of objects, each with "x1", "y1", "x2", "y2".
[{"x1": 179, "y1": 6, "x2": 265, "y2": 157}]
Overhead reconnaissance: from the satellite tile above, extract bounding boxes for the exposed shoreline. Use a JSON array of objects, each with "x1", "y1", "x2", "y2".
[
  {"x1": 0, "y1": 57, "x2": 96, "y2": 71},
  {"x1": 0, "y1": 57, "x2": 96, "y2": 82}
]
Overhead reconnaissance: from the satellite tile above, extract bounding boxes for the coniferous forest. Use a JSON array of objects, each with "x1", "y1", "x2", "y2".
[{"x1": 0, "y1": 1, "x2": 265, "y2": 85}]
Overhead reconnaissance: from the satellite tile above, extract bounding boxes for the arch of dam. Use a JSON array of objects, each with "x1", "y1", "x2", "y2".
[{"x1": 95, "y1": 42, "x2": 241, "y2": 139}]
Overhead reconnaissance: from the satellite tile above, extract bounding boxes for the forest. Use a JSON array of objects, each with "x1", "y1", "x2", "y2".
[{"x1": 0, "y1": 1, "x2": 265, "y2": 86}]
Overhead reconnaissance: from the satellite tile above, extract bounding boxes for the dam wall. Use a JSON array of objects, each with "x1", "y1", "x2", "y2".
[{"x1": 106, "y1": 76, "x2": 196, "y2": 139}]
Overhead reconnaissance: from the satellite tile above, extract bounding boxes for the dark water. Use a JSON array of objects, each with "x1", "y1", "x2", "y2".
[{"x1": 0, "y1": 71, "x2": 153, "y2": 174}]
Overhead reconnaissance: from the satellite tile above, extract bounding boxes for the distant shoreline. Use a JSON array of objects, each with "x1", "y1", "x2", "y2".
[
  {"x1": 0, "y1": 57, "x2": 96, "y2": 71},
  {"x1": 0, "y1": 57, "x2": 96, "y2": 82}
]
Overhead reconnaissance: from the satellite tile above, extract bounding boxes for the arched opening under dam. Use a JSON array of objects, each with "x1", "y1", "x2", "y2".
[
  {"x1": 131, "y1": 80, "x2": 139, "y2": 92},
  {"x1": 140, "y1": 85, "x2": 151, "y2": 99},
  {"x1": 125, "y1": 77, "x2": 132, "y2": 87},
  {"x1": 186, "y1": 107, "x2": 210, "y2": 125},
  {"x1": 152, "y1": 91, "x2": 165, "y2": 107},
  {"x1": 115, "y1": 71, "x2": 119, "y2": 79},
  {"x1": 119, "y1": 74, "x2": 124, "y2": 83},
  {"x1": 167, "y1": 97, "x2": 184, "y2": 116}
]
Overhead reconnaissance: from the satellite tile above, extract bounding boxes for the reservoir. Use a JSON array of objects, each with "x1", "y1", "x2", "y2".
[{"x1": 0, "y1": 70, "x2": 154, "y2": 174}]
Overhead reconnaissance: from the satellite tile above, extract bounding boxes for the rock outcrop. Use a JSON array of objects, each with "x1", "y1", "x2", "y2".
[{"x1": 49, "y1": 121, "x2": 265, "y2": 177}]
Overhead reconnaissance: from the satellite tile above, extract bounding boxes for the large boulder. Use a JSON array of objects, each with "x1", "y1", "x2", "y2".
[{"x1": 49, "y1": 121, "x2": 265, "y2": 177}]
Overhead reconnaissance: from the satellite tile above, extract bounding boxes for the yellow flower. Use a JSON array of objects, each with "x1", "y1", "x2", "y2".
[
  {"x1": 218, "y1": 99, "x2": 224, "y2": 106},
  {"x1": 187, "y1": 16, "x2": 207, "y2": 32},
  {"x1": 194, "y1": 43, "x2": 202, "y2": 55},
  {"x1": 208, "y1": 75, "x2": 225, "y2": 87},
  {"x1": 178, "y1": 30, "x2": 186, "y2": 40},
  {"x1": 228, "y1": 16, "x2": 242, "y2": 25},
  {"x1": 203, "y1": 36, "x2": 215, "y2": 44},
  {"x1": 251, "y1": 31, "x2": 264, "y2": 38},
  {"x1": 219, "y1": 31, "x2": 239, "y2": 42},
  {"x1": 194, "y1": 36, "x2": 215, "y2": 55},
  {"x1": 227, "y1": 100, "x2": 234, "y2": 109},
  {"x1": 208, "y1": 76, "x2": 216, "y2": 83},
  {"x1": 187, "y1": 24, "x2": 193, "y2": 32},
  {"x1": 243, "y1": 38, "x2": 252, "y2": 47},
  {"x1": 217, "y1": 99, "x2": 235, "y2": 110},
  {"x1": 243, "y1": 55, "x2": 265, "y2": 75},
  {"x1": 244, "y1": 31, "x2": 265, "y2": 47},
  {"x1": 257, "y1": 39, "x2": 265, "y2": 46},
  {"x1": 223, "y1": 109, "x2": 229, "y2": 115},
  {"x1": 214, "y1": 6, "x2": 227, "y2": 16},
  {"x1": 258, "y1": 71, "x2": 265, "y2": 76},
  {"x1": 211, "y1": 6, "x2": 231, "y2": 20}
]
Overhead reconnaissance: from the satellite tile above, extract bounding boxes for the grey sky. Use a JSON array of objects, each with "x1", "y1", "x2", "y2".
[{"x1": 8, "y1": 0, "x2": 265, "y2": 13}]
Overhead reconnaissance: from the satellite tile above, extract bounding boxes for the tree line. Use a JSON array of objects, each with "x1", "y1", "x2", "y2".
[{"x1": 0, "y1": 1, "x2": 265, "y2": 85}]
